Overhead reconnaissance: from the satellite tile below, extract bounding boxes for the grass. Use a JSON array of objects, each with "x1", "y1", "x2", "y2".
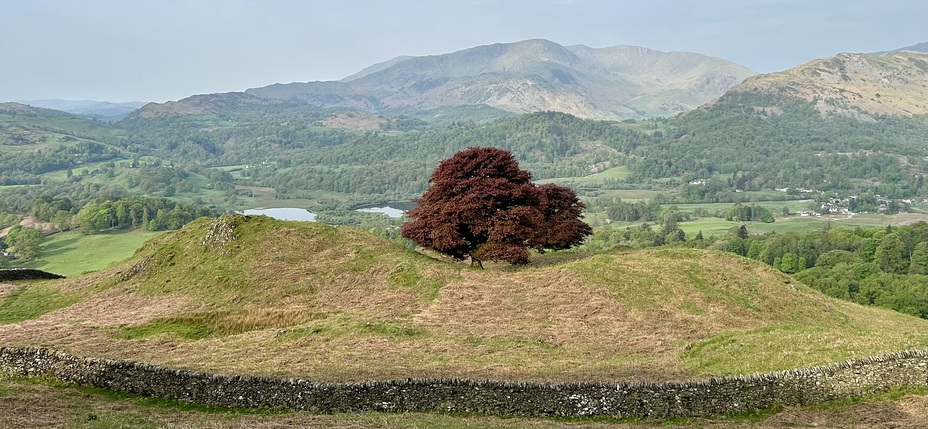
[
  {"x1": 0, "y1": 282, "x2": 81, "y2": 324},
  {"x1": 566, "y1": 248, "x2": 928, "y2": 377},
  {"x1": 9, "y1": 229, "x2": 163, "y2": 277},
  {"x1": 669, "y1": 200, "x2": 813, "y2": 214},
  {"x1": 1, "y1": 216, "x2": 927, "y2": 384},
  {"x1": 537, "y1": 166, "x2": 632, "y2": 187},
  {"x1": 117, "y1": 309, "x2": 326, "y2": 340}
]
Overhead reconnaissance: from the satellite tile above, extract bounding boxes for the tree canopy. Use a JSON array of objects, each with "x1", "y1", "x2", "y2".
[{"x1": 401, "y1": 147, "x2": 591, "y2": 266}]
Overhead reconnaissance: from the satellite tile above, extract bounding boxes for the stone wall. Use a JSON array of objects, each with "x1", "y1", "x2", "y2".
[
  {"x1": 0, "y1": 269, "x2": 65, "y2": 281},
  {"x1": 0, "y1": 347, "x2": 926, "y2": 418}
]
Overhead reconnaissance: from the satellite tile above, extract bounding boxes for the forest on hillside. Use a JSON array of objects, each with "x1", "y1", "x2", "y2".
[{"x1": 2, "y1": 92, "x2": 928, "y2": 236}]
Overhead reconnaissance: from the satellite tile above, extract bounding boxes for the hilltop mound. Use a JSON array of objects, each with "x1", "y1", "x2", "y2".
[{"x1": 0, "y1": 214, "x2": 926, "y2": 382}]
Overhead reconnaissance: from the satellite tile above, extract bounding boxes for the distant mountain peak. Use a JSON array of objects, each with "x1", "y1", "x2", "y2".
[
  {"x1": 244, "y1": 38, "x2": 756, "y2": 120},
  {"x1": 872, "y1": 41, "x2": 928, "y2": 55}
]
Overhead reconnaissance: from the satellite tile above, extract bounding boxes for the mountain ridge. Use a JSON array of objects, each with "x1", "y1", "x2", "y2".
[{"x1": 240, "y1": 39, "x2": 756, "y2": 120}]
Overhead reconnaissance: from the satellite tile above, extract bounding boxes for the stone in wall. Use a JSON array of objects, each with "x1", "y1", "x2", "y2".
[{"x1": 0, "y1": 347, "x2": 926, "y2": 419}]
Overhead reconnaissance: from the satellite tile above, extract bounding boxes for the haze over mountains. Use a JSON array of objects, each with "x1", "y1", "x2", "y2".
[
  {"x1": 15, "y1": 99, "x2": 147, "y2": 121},
  {"x1": 243, "y1": 39, "x2": 757, "y2": 120},
  {"x1": 15, "y1": 39, "x2": 928, "y2": 125}
]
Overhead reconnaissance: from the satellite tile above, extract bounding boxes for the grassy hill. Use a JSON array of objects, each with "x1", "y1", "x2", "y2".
[{"x1": 1, "y1": 214, "x2": 926, "y2": 383}]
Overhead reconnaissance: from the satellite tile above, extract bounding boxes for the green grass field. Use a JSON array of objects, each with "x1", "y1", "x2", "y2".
[
  {"x1": 669, "y1": 200, "x2": 814, "y2": 214},
  {"x1": 8, "y1": 229, "x2": 163, "y2": 277},
  {"x1": 538, "y1": 166, "x2": 632, "y2": 187}
]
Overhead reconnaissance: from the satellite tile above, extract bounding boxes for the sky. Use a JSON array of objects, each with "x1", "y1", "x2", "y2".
[{"x1": 1, "y1": 0, "x2": 925, "y2": 103}]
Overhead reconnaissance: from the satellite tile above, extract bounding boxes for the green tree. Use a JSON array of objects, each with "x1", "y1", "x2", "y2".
[
  {"x1": 5, "y1": 226, "x2": 43, "y2": 261},
  {"x1": 76, "y1": 202, "x2": 111, "y2": 234},
  {"x1": 746, "y1": 241, "x2": 764, "y2": 260},
  {"x1": 780, "y1": 252, "x2": 796, "y2": 273},
  {"x1": 874, "y1": 233, "x2": 908, "y2": 274},
  {"x1": 909, "y1": 242, "x2": 928, "y2": 275}
]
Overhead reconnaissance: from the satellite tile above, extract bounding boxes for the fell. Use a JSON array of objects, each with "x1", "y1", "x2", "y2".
[{"x1": 0, "y1": 214, "x2": 925, "y2": 383}]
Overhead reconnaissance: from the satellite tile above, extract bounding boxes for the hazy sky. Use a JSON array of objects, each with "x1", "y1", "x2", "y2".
[{"x1": 1, "y1": 0, "x2": 925, "y2": 103}]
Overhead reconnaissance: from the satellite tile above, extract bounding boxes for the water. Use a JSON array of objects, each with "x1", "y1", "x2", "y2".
[
  {"x1": 240, "y1": 208, "x2": 316, "y2": 221},
  {"x1": 354, "y1": 201, "x2": 416, "y2": 218},
  {"x1": 356, "y1": 206, "x2": 405, "y2": 218}
]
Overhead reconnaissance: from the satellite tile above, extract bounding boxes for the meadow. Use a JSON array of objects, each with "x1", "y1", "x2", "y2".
[{"x1": 9, "y1": 229, "x2": 162, "y2": 277}]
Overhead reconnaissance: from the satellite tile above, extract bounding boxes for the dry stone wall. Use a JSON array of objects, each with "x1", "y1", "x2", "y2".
[
  {"x1": 1, "y1": 347, "x2": 926, "y2": 418},
  {"x1": 0, "y1": 269, "x2": 64, "y2": 281}
]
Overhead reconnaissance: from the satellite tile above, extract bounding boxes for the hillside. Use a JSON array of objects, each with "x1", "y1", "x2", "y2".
[
  {"x1": 241, "y1": 39, "x2": 756, "y2": 120},
  {"x1": 16, "y1": 99, "x2": 147, "y2": 121},
  {"x1": 0, "y1": 102, "x2": 123, "y2": 147},
  {"x1": 0, "y1": 214, "x2": 926, "y2": 383},
  {"x1": 626, "y1": 50, "x2": 928, "y2": 193},
  {"x1": 0, "y1": 103, "x2": 126, "y2": 185},
  {"x1": 731, "y1": 51, "x2": 928, "y2": 118}
]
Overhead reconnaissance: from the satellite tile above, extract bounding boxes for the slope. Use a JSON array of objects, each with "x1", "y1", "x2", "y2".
[
  {"x1": 627, "y1": 51, "x2": 928, "y2": 192},
  {"x1": 731, "y1": 51, "x2": 928, "y2": 118},
  {"x1": 0, "y1": 214, "x2": 926, "y2": 383},
  {"x1": 0, "y1": 103, "x2": 127, "y2": 185},
  {"x1": 16, "y1": 99, "x2": 147, "y2": 121}
]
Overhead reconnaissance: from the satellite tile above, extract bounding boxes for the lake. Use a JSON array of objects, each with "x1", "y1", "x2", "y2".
[
  {"x1": 354, "y1": 202, "x2": 416, "y2": 218},
  {"x1": 241, "y1": 208, "x2": 316, "y2": 221},
  {"x1": 356, "y1": 206, "x2": 405, "y2": 218}
]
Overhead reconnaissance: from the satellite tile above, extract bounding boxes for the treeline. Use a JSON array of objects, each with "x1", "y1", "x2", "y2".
[
  {"x1": 75, "y1": 196, "x2": 215, "y2": 233},
  {"x1": 0, "y1": 183, "x2": 215, "y2": 235},
  {"x1": 698, "y1": 222, "x2": 928, "y2": 319}
]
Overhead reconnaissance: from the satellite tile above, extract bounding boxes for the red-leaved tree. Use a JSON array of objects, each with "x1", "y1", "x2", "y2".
[{"x1": 401, "y1": 147, "x2": 591, "y2": 267}]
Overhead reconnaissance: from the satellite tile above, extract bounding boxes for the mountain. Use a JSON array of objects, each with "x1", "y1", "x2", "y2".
[
  {"x1": 340, "y1": 56, "x2": 415, "y2": 82},
  {"x1": 242, "y1": 39, "x2": 756, "y2": 120},
  {"x1": 873, "y1": 42, "x2": 928, "y2": 55},
  {"x1": 723, "y1": 51, "x2": 928, "y2": 119},
  {"x1": 17, "y1": 99, "x2": 147, "y2": 121},
  {"x1": 624, "y1": 50, "x2": 928, "y2": 195},
  {"x1": 0, "y1": 214, "x2": 925, "y2": 383}
]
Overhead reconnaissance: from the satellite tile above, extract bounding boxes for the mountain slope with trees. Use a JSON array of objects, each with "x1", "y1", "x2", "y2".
[{"x1": 629, "y1": 51, "x2": 928, "y2": 196}]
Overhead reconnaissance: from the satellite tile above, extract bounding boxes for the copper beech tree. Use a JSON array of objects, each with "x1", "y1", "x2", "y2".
[{"x1": 401, "y1": 147, "x2": 592, "y2": 267}]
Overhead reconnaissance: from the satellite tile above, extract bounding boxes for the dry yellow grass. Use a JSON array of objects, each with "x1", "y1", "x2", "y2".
[
  {"x1": 1, "y1": 215, "x2": 927, "y2": 383},
  {"x1": 0, "y1": 283, "x2": 15, "y2": 299}
]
